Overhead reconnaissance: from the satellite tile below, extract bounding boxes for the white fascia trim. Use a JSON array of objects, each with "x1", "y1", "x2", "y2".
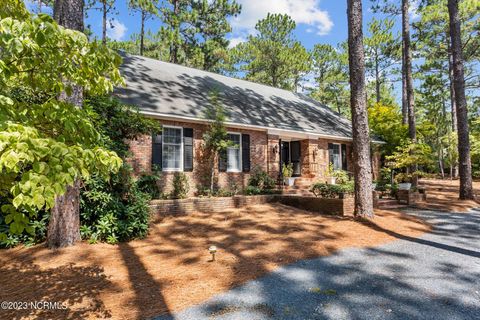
[{"x1": 140, "y1": 110, "x2": 385, "y2": 144}]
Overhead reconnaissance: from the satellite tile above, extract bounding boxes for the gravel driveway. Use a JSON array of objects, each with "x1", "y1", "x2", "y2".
[{"x1": 154, "y1": 208, "x2": 480, "y2": 320}]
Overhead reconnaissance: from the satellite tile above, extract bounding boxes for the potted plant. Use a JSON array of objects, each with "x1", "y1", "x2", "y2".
[
  {"x1": 325, "y1": 163, "x2": 336, "y2": 185},
  {"x1": 396, "y1": 173, "x2": 412, "y2": 190},
  {"x1": 282, "y1": 163, "x2": 295, "y2": 186}
]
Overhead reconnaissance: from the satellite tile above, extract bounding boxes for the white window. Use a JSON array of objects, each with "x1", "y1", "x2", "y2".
[
  {"x1": 227, "y1": 133, "x2": 241, "y2": 172},
  {"x1": 162, "y1": 126, "x2": 183, "y2": 171},
  {"x1": 329, "y1": 143, "x2": 342, "y2": 171}
]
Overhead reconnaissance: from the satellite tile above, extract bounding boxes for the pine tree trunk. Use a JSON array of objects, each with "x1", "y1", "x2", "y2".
[
  {"x1": 140, "y1": 10, "x2": 146, "y2": 55},
  {"x1": 402, "y1": 0, "x2": 416, "y2": 142},
  {"x1": 401, "y1": 48, "x2": 408, "y2": 125},
  {"x1": 102, "y1": 0, "x2": 107, "y2": 45},
  {"x1": 49, "y1": 0, "x2": 84, "y2": 249},
  {"x1": 447, "y1": 39, "x2": 459, "y2": 178},
  {"x1": 402, "y1": 0, "x2": 418, "y2": 185},
  {"x1": 347, "y1": 0, "x2": 373, "y2": 218},
  {"x1": 170, "y1": 0, "x2": 179, "y2": 63},
  {"x1": 375, "y1": 49, "x2": 380, "y2": 103},
  {"x1": 447, "y1": 0, "x2": 474, "y2": 199}
]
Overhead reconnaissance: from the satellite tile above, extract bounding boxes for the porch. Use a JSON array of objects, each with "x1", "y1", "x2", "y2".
[{"x1": 266, "y1": 131, "x2": 353, "y2": 184}]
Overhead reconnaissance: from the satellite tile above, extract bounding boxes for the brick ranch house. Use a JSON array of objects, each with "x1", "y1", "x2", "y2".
[{"x1": 115, "y1": 53, "x2": 381, "y2": 196}]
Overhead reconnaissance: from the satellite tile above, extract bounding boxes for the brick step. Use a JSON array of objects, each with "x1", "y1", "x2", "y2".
[{"x1": 283, "y1": 190, "x2": 313, "y2": 195}]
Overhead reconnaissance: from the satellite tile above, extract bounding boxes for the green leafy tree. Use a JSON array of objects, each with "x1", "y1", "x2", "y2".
[
  {"x1": 365, "y1": 17, "x2": 401, "y2": 103},
  {"x1": 0, "y1": 4, "x2": 123, "y2": 246},
  {"x1": 368, "y1": 102, "x2": 408, "y2": 156},
  {"x1": 202, "y1": 91, "x2": 233, "y2": 193},
  {"x1": 86, "y1": 0, "x2": 117, "y2": 44},
  {"x1": 310, "y1": 43, "x2": 350, "y2": 115},
  {"x1": 127, "y1": 0, "x2": 159, "y2": 55},
  {"x1": 160, "y1": 0, "x2": 240, "y2": 71},
  {"x1": 232, "y1": 13, "x2": 311, "y2": 90}
]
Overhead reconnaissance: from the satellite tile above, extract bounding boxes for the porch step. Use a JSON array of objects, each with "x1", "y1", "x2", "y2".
[{"x1": 293, "y1": 177, "x2": 316, "y2": 187}]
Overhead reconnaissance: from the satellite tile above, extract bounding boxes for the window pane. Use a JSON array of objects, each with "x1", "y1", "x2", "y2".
[
  {"x1": 162, "y1": 144, "x2": 181, "y2": 169},
  {"x1": 228, "y1": 133, "x2": 240, "y2": 146},
  {"x1": 227, "y1": 147, "x2": 240, "y2": 171},
  {"x1": 163, "y1": 127, "x2": 181, "y2": 144},
  {"x1": 332, "y1": 144, "x2": 341, "y2": 170}
]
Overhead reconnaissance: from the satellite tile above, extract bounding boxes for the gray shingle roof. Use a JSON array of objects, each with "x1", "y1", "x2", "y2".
[{"x1": 115, "y1": 53, "x2": 353, "y2": 139}]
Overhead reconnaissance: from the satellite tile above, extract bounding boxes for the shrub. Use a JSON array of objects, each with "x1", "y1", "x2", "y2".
[
  {"x1": 310, "y1": 182, "x2": 354, "y2": 198},
  {"x1": 137, "y1": 171, "x2": 161, "y2": 199},
  {"x1": 332, "y1": 170, "x2": 350, "y2": 184},
  {"x1": 248, "y1": 166, "x2": 276, "y2": 191},
  {"x1": 80, "y1": 165, "x2": 151, "y2": 244},
  {"x1": 171, "y1": 173, "x2": 189, "y2": 199},
  {"x1": 244, "y1": 185, "x2": 262, "y2": 195}
]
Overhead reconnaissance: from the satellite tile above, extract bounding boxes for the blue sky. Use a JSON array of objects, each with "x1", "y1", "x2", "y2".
[
  {"x1": 28, "y1": 0, "x2": 416, "y2": 102},
  {"x1": 31, "y1": 0, "x2": 406, "y2": 50}
]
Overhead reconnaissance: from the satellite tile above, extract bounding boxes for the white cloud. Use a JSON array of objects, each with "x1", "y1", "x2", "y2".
[
  {"x1": 409, "y1": 0, "x2": 421, "y2": 21},
  {"x1": 228, "y1": 36, "x2": 247, "y2": 48},
  {"x1": 107, "y1": 19, "x2": 127, "y2": 41},
  {"x1": 231, "y1": 0, "x2": 333, "y2": 36}
]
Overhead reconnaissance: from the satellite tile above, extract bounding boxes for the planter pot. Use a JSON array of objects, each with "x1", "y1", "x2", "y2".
[
  {"x1": 284, "y1": 177, "x2": 295, "y2": 186},
  {"x1": 398, "y1": 183, "x2": 412, "y2": 191},
  {"x1": 327, "y1": 177, "x2": 336, "y2": 185}
]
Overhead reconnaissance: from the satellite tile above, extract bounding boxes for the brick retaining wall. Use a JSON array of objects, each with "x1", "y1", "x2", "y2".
[
  {"x1": 149, "y1": 194, "x2": 354, "y2": 217},
  {"x1": 274, "y1": 195, "x2": 354, "y2": 216},
  {"x1": 149, "y1": 195, "x2": 276, "y2": 216}
]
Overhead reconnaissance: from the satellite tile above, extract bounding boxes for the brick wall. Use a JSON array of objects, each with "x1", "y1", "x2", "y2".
[
  {"x1": 149, "y1": 194, "x2": 354, "y2": 218},
  {"x1": 127, "y1": 119, "x2": 267, "y2": 197},
  {"x1": 149, "y1": 195, "x2": 275, "y2": 219}
]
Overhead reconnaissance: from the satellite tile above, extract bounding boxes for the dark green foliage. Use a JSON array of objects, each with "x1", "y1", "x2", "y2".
[
  {"x1": 77, "y1": 96, "x2": 161, "y2": 244},
  {"x1": 0, "y1": 202, "x2": 49, "y2": 248},
  {"x1": 80, "y1": 165, "x2": 150, "y2": 244},
  {"x1": 85, "y1": 96, "x2": 161, "y2": 158},
  {"x1": 310, "y1": 182, "x2": 354, "y2": 198},
  {"x1": 171, "y1": 173, "x2": 189, "y2": 199},
  {"x1": 137, "y1": 171, "x2": 162, "y2": 199},
  {"x1": 244, "y1": 185, "x2": 262, "y2": 195},
  {"x1": 248, "y1": 166, "x2": 276, "y2": 191}
]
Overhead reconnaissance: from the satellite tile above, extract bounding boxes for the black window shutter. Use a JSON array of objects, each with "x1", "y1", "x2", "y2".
[
  {"x1": 328, "y1": 143, "x2": 334, "y2": 165},
  {"x1": 183, "y1": 128, "x2": 194, "y2": 172},
  {"x1": 341, "y1": 144, "x2": 347, "y2": 171},
  {"x1": 218, "y1": 148, "x2": 227, "y2": 172},
  {"x1": 152, "y1": 134, "x2": 162, "y2": 170},
  {"x1": 242, "y1": 134, "x2": 250, "y2": 172}
]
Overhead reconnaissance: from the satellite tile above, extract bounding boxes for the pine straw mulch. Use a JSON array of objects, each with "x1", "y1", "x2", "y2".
[
  {"x1": 0, "y1": 203, "x2": 430, "y2": 320},
  {"x1": 415, "y1": 178, "x2": 480, "y2": 212}
]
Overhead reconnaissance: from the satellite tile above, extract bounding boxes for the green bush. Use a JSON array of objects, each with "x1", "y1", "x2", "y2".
[
  {"x1": 244, "y1": 185, "x2": 262, "y2": 195},
  {"x1": 171, "y1": 173, "x2": 189, "y2": 199},
  {"x1": 310, "y1": 182, "x2": 354, "y2": 198},
  {"x1": 80, "y1": 165, "x2": 150, "y2": 244},
  {"x1": 332, "y1": 170, "x2": 350, "y2": 184},
  {"x1": 137, "y1": 171, "x2": 161, "y2": 199},
  {"x1": 0, "y1": 204, "x2": 49, "y2": 248},
  {"x1": 248, "y1": 166, "x2": 276, "y2": 191}
]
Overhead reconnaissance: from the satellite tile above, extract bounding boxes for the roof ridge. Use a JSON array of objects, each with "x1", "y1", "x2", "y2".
[{"x1": 119, "y1": 51, "x2": 311, "y2": 98}]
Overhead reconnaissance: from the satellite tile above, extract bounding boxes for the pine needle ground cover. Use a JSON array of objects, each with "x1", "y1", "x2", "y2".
[{"x1": 0, "y1": 202, "x2": 431, "y2": 319}]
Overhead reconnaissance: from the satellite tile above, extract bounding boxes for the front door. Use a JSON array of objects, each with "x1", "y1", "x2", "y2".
[{"x1": 280, "y1": 140, "x2": 301, "y2": 177}]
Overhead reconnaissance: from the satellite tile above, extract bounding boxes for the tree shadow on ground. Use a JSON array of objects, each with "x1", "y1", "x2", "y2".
[
  {"x1": 0, "y1": 260, "x2": 113, "y2": 319},
  {"x1": 153, "y1": 210, "x2": 480, "y2": 320}
]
